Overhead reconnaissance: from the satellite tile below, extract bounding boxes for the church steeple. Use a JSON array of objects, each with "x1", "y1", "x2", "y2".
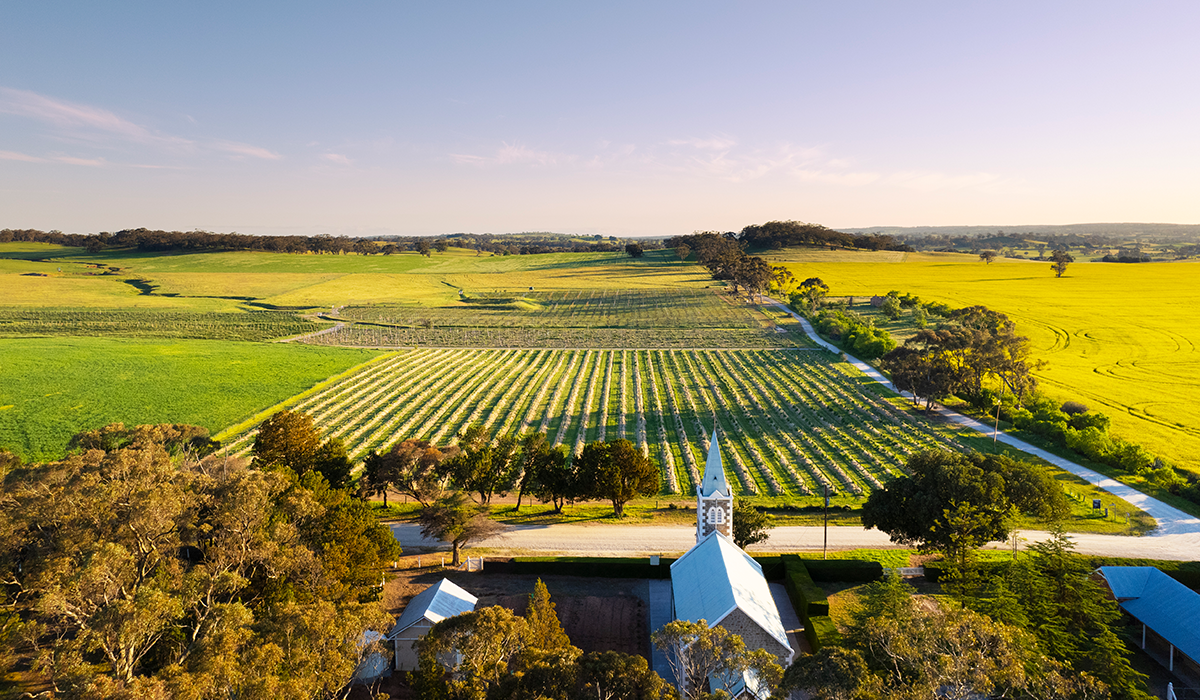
[
  {"x1": 700, "y1": 429, "x2": 730, "y2": 498},
  {"x1": 697, "y1": 429, "x2": 733, "y2": 542}
]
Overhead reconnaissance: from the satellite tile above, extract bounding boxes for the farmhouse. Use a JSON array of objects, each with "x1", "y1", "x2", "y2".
[
  {"x1": 669, "y1": 432, "x2": 794, "y2": 699},
  {"x1": 387, "y1": 577, "x2": 478, "y2": 671},
  {"x1": 1097, "y1": 566, "x2": 1200, "y2": 683}
]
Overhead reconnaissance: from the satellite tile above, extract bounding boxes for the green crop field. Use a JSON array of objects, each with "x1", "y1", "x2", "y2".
[
  {"x1": 773, "y1": 250, "x2": 1200, "y2": 474},
  {"x1": 0, "y1": 337, "x2": 380, "y2": 461}
]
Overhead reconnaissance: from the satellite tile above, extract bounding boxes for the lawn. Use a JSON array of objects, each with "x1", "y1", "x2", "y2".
[
  {"x1": 0, "y1": 337, "x2": 380, "y2": 461},
  {"x1": 773, "y1": 250, "x2": 1200, "y2": 475}
]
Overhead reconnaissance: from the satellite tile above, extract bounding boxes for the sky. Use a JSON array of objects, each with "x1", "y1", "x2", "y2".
[{"x1": 2, "y1": 2, "x2": 1198, "y2": 237}]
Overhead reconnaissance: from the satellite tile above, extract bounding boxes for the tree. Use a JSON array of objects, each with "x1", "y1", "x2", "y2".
[
  {"x1": 0, "y1": 425, "x2": 399, "y2": 696},
  {"x1": 440, "y1": 423, "x2": 518, "y2": 505},
  {"x1": 1049, "y1": 250, "x2": 1074, "y2": 277},
  {"x1": 792, "y1": 277, "x2": 830, "y2": 312},
  {"x1": 251, "y1": 410, "x2": 321, "y2": 474},
  {"x1": 513, "y1": 432, "x2": 570, "y2": 511},
  {"x1": 768, "y1": 265, "x2": 797, "y2": 297},
  {"x1": 419, "y1": 606, "x2": 530, "y2": 699},
  {"x1": 979, "y1": 250, "x2": 998, "y2": 264},
  {"x1": 577, "y1": 651, "x2": 674, "y2": 700},
  {"x1": 417, "y1": 492, "x2": 510, "y2": 566},
  {"x1": 384, "y1": 438, "x2": 457, "y2": 506},
  {"x1": 880, "y1": 295, "x2": 902, "y2": 320},
  {"x1": 524, "y1": 579, "x2": 575, "y2": 654},
  {"x1": 652, "y1": 619, "x2": 783, "y2": 700},
  {"x1": 312, "y1": 436, "x2": 352, "y2": 488},
  {"x1": 416, "y1": 238, "x2": 432, "y2": 257},
  {"x1": 434, "y1": 238, "x2": 450, "y2": 253},
  {"x1": 861, "y1": 450, "x2": 1067, "y2": 561},
  {"x1": 625, "y1": 242, "x2": 644, "y2": 258},
  {"x1": 674, "y1": 244, "x2": 690, "y2": 261},
  {"x1": 575, "y1": 439, "x2": 659, "y2": 518},
  {"x1": 732, "y1": 498, "x2": 774, "y2": 549}
]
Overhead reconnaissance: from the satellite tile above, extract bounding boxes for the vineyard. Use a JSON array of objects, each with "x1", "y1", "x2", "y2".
[
  {"x1": 0, "y1": 308, "x2": 321, "y2": 341},
  {"x1": 217, "y1": 347, "x2": 982, "y2": 498},
  {"x1": 308, "y1": 288, "x2": 803, "y2": 348},
  {"x1": 339, "y1": 289, "x2": 765, "y2": 329},
  {"x1": 303, "y1": 325, "x2": 801, "y2": 349}
]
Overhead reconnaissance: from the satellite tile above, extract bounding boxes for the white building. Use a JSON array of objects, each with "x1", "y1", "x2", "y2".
[{"x1": 387, "y1": 578, "x2": 478, "y2": 671}]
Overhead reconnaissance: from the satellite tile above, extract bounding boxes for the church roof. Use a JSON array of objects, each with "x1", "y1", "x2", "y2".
[
  {"x1": 700, "y1": 430, "x2": 730, "y2": 498},
  {"x1": 670, "y1": 532, "x2": 791, "y2": 653}
]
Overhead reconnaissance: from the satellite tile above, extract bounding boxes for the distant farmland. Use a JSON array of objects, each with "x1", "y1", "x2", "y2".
[{"x1": 772, "y1": 250, "x2": 1200, "y2": 474}]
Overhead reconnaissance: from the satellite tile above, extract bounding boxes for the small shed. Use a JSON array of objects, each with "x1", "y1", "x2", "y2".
[
  {"x1": 1097, "y1": 566, "x2": 1200, "y2": 681},
  {"x1": 671, "y1": 532, "x2": 793, "y2": 698},
  {"x1": 388, "y1": 578, "x2": 478, "y2": 671}
]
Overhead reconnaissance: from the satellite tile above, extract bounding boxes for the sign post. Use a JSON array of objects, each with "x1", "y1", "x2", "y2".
[{"x1": 823, "y1": 483, "x2": 829, "y2": 560}]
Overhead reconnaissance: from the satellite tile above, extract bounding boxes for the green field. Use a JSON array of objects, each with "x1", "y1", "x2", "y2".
[
  {"x1": 1, "y1": 243, "x2": 709, "y2": 310},
  {"x1": 774, "y1": 250, "x2": 1200, "y2": 475},
  {"x1": 0, "y1": 337, "x2": 379, "y2": 461}
]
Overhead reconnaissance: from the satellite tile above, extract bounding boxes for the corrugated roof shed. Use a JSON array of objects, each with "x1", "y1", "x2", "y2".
[
  {"x1": 1098, "y1": 566, "x2": 1200, "y2": 662},
  {"x1": 670, "y1": 532, "x2": 791, "y2": 652},
  {"x1": 389, "y1": 578, "x2": 478, "y2": 637}
]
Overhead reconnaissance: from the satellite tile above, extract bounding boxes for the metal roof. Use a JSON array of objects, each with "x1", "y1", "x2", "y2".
[
  {"x1": 1098, "y1": 566, "x2": 1200, "y2": 662},
  {"x1": 700, "y1": 430, "x2": 730, "y2": 498},
  {"x1": 389, "y1": 578, "x2": 478, "y2": 637},
  {"x1": 670, "y1": 532, "x2": 791, "y2": 652}
]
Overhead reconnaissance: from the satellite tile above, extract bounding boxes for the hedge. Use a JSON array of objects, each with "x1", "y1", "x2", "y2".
[
  {"x1": 799, "y1": 559, "x2": 884, "y2": 583},
  {"x1": 805, "y1": 615, "x2": 841, "y2": 652},
  {"x1": 782, "y1": 556, "x2": 829, "y2": 617},
  {"x1": 486, "y1": 557, "x2": 674, "y2": 579}
]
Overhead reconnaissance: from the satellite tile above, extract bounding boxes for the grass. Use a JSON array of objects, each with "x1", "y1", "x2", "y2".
[
  {"x1": 0, "y1": 337, "x2": 380, "y2": 461},
  {"x1": 773, "y1": 249, "x2": 1200, "y2": 476}
]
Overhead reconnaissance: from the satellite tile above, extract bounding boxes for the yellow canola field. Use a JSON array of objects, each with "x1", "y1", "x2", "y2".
[{"x1": 774, "y1": 252, "x2": 1200, "y2": 474}]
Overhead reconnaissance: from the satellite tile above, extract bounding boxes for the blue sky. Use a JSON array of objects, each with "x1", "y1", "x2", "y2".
[{"x1": 2, "y1": 2, "x2": 1198, "y2": 236}]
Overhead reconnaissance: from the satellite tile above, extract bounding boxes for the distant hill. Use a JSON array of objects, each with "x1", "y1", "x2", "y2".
[{"x1": 838, "y1": 223, "x2": 1200, "y2": 242}]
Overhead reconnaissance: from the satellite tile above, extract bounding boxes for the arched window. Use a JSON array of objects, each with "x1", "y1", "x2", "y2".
[{"x1": 707, "y1": 506, "x2": 726, "y2": 525}]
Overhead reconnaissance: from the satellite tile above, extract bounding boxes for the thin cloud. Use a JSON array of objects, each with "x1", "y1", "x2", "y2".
[
  {"x1": 322, "y1": 153, "x2": 353, "y2": 165},
  {"x1": 0, "y1": 149, "x2": 43, "y2": 162},
  {"x1": 451, "y1": 142, "x2": 565, "y2": 167},
  {"x1": 211, "y1": 140, "x2": 282, "y2": 160},
  {"x1": 0, "y1": 149, "x2": 104, "y2": 166},
  {"x1": 0, "y1": 86, "x2": 280, "y2": 162}
]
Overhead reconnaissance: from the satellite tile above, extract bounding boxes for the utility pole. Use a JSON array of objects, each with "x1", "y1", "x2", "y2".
[{"x1": 823, "y1": 483, "x2": 829, "y2": 560}]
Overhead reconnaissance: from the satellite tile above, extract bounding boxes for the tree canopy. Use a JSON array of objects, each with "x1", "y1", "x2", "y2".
[
  {"x1": 0, "y1": 424, "x2": 399, "y2": 699},
  {"x1": 575, "y1": 439, "x2": 659, "y2": 518},
  {"x1": 861, "y1": 450, "x2": 1067, "y2": 559}
]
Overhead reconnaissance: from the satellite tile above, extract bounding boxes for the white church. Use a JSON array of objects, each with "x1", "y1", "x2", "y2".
[{"x1": 668, "y1": 431, "x2": 794, "y2": 699}]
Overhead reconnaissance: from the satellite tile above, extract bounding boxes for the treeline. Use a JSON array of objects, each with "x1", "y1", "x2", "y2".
[
  {"x1": 0, "y1": 228, "x2": 649, "y2": 257},
  {"x1": 0, "y1": 422, "x2": 401, "y2": 699},
  {"x1": 666, "y1": 220, "x2": 912, "y2": 253}
]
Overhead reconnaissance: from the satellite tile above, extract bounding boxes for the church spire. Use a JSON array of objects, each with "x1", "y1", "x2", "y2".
[{"x1": 701, "y1": 429, "x2": 730, "y2": 497}]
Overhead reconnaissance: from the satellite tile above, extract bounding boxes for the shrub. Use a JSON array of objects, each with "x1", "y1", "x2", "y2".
[{"x1": 1061, "y1": 401, "x2": 1089, "y2": 415}]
